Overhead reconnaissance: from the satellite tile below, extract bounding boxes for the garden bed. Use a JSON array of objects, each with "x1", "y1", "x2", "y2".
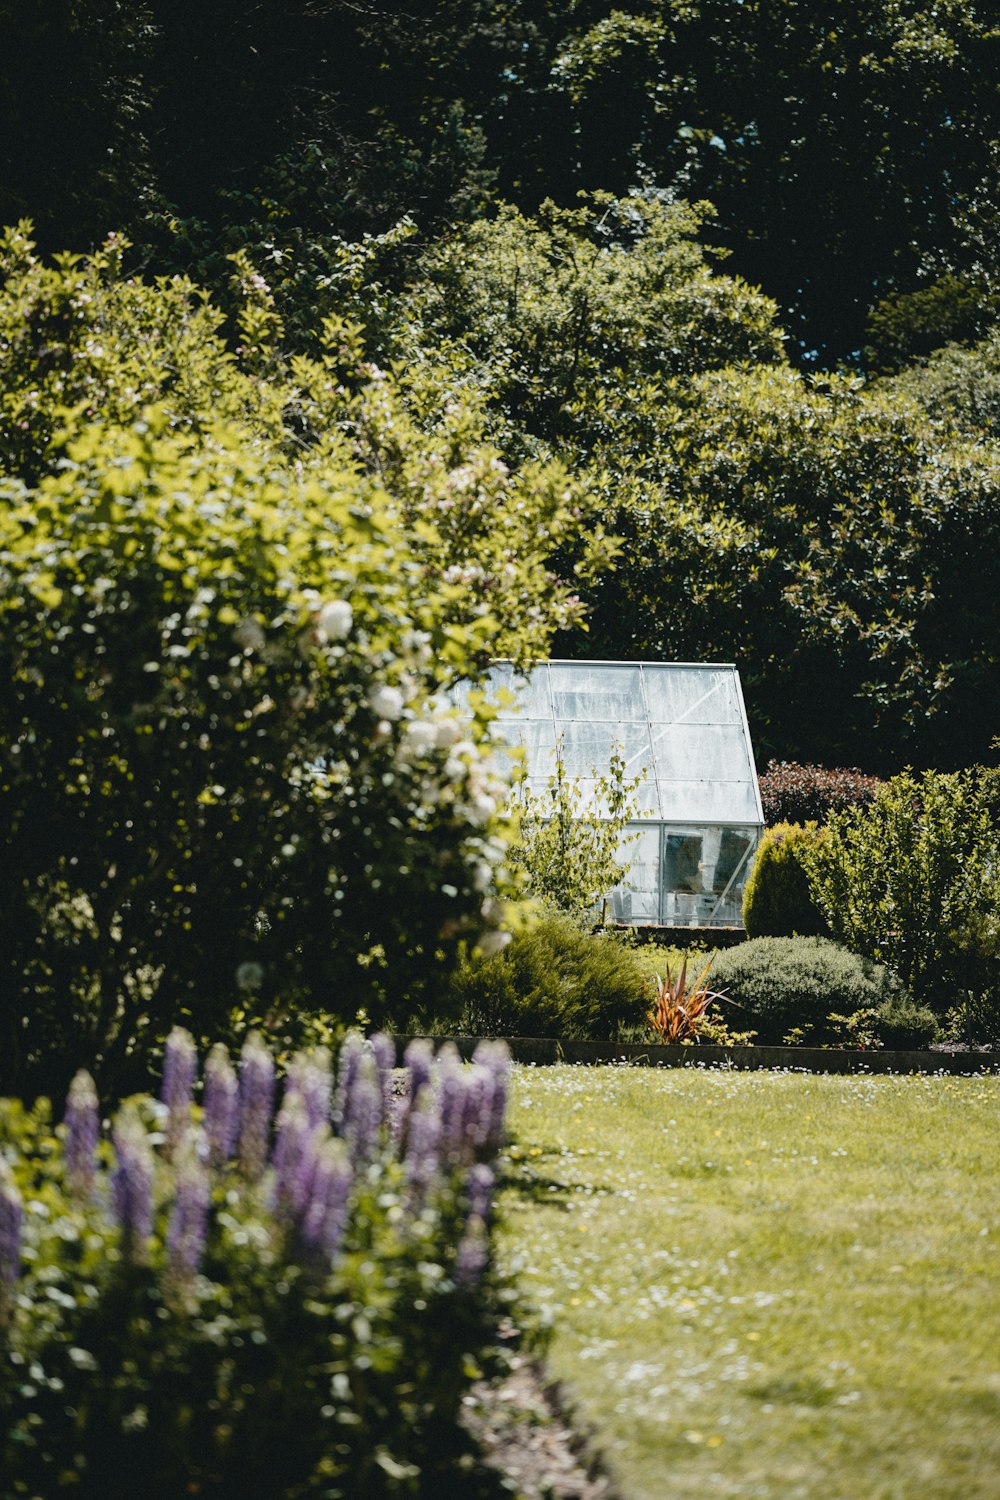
[{"x1": 396, "y1": 1036, "x2": 996, "y2": 1075}]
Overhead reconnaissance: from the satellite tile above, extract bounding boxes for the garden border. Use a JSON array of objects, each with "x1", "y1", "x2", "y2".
[{"x1": 395, "y1": 1037, "x2": 996, "y2": 1075}]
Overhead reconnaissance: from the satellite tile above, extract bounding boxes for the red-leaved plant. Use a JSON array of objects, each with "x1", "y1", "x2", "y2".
[{"x1": 647, "y1": 957, "x2": 728, "y2": 1044}]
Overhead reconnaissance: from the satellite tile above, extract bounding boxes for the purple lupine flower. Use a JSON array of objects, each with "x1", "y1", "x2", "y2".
[
  {"x1": 473, "y1": 1040, "x2": 511, "y2": 1153},
  {"x1": 466, "y1": 1162, "x2": 495, "y2": 1224},
  {"x1": 286, "y1": 1048, "x2": 333, "y2": 1131},
  {"x1": 166, "y1": 1130, "x2": 210, "y2": 1281},
  {"x1": 332, "y1": 1031, "x2": 364, "y2": 1134},
  {"x1": 455, "y1": 1217, "x2": 488, "y2": 1290},
  {"x1": 461, "y1": 1066, "x2": 494, "y2": 1158},
  {"x1": 436, "y1": 1044, "x2": 467, "y2": 1164},
  {"x1": 63, "y1": 1069, "x2": 100, "y2": 1197},
  {"x1": 396, "y1": 1038, "x2": 434, "y2": 1146},
  {"x1": 162, "y1": 1027, "x2": 198, "y2": 1155},
  {"x1": 203, "y1": 1044, "x2": 239, "y2": 1169},
  {"x1": 340, "y1": 1053, "x2": 382, "y2": 1162},
  {"x1": 271, "y1": 1094, "x2": 318, "y2": 1220},
  {"x1": 238, "y1": 1032, "x2": 276, "y2": 1181},
  {"x1": 111, "y1": 1104, "x2": 154, "y2": 1262},
  {"x1": 369, "y1": 1032, "x2": 396, "y2": 1127},
  {"x1": 301, "y1": 1137, "x2": 354, "y2": 1259},
  {"x1": 0, "y1": 1163, "x2": 22, "y2": 1314},
  {"x1": 403, "y1": 1086, "x2": 442, "y2": 1209}
]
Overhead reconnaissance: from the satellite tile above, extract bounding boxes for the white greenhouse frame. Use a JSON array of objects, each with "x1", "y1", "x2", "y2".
[{"x1": 471, "y1": 660, "x2": 764, "y2": 928}]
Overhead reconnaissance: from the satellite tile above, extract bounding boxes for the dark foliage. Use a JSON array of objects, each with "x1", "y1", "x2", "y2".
[{"x1": 758, "y1": 762, "x2": 883, "y2": 827}]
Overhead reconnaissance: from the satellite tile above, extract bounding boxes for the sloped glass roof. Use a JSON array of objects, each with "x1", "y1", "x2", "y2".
[{"x1": 483, "y1": 660, "x2": 763, "y2": 827}]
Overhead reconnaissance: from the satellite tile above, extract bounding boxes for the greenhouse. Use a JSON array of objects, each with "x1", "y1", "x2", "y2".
[{"x1": 475, "y1": 660, "x2": 764, "y2": 928}]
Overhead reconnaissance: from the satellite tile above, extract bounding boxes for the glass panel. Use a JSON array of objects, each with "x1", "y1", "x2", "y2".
[
  {"x1": 650, "y1": 722, "x2": 751, "y2": 784},
  {"x1": 486, "y1": 663, "x2": 551, "y2": 718},
  {"x1": 549, "y1": 662, "x2": 645, "y2": 721},
  {"x1": 643, "y1": 666, "x2": 740, "y2": 725},
  {"x1": 660, "y1": 825, "x2": 759, "y2": 928},
  {"x1": 657, "y1": 779, "x2": 761, "y2": 823},
  {"x1": 557, "y1": 721, "x2": 654, "y2": 778},
  {"x1": 608, "y1": 824, "x2": 660, "y2": 923},
  {"x1": 503, "y1": 719, "x2": 558, "y2": 762}
]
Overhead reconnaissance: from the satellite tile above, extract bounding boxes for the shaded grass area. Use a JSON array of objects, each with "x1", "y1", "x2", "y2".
[{"x1": 499, "y1": 1065, "x2": 1000, "y2": 1499}]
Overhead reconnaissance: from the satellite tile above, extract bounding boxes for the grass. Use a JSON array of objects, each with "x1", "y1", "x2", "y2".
[{"x1": 499, "y1": 1064, "x2": 1000, "y2": 1499}]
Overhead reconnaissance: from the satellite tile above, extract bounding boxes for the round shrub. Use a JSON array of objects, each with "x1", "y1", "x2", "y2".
[
  {"x1": 709, "y1": 935, "x2": 911, "y2": 1046},
  {"x1": 742, "y1": 822, "x2": 830, "y2": 938},
  {"x1": 872, "y1": 993, "x2": 940, "y2": 1050},
  {"x1": 759, "y1": 761, "x2": 883, "y2": 827},
  {"x1": 451, "y1": 910, "x2": 648, "y2": 1039}
]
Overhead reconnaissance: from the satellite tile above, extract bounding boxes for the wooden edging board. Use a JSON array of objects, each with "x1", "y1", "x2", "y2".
[{"x1": 393, "y1": 1036, "x2": 996, "y2": 1076}]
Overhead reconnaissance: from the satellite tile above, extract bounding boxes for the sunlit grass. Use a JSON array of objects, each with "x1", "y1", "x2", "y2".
[{"x1": 500, "y1": 1065, "x2": 1000, "y2": 1499}]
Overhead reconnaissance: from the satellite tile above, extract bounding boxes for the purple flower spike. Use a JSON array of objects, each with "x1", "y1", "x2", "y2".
[
  {"x1": 162, "y1": 1027, "x2": 198, "y2": 1155},
  {"x1": 111, "y1": 1104, "x2": 154, "y2": 1262},
  {"x1": 342, "y1": 1054, "x2": 382, "y2": 1162},
  {"x1": 461, "y1": 1067, "x2": 493, "y2": 1158},
  {"x1": 403, "y1": 1087, "x2": 442, "y2": 1209},
  {"x1": 272, "y1": 1094, "x2": 317, "y2": 1220},
  {"x1": 238, "y1": 1032, "x2": 276, "y2": 1181},
  {"x1": 436, "y1": 1044, "x2": 467, "y2": 1164},
  {"x1": 397, "y1": 1038, "x2": 434, "y2": 1145},
  {"x1": 166, "y1": 1132, "x2": 210, "y2": 1281},
  {"x1": 466, "y1": 1162, "x2": 495, "y2": 1224},
  {"x1": 0, "y1": 1162, "x2": 22, "y2": 1312},
  {"x1": 301, "y1": 1138, "x2": 354, "y2": 1260},
  {"x1": 64, "y1": 1069, "x2": 100, "y2": 1197},
  {"x1": 203, "y1": 1044, "x2": 239, "y2": 1169},
  {"x1": 369, "y1": 1033, "x2": 396, "y2": 1125},
  {"x1": 332, "y1": 1031, "x2": 364, "y2": 1133},
  {"x1": 287, "y1": 1048, "x2": 333, "y2": 1131},
  {"x1": 473, "y1": 1040, "x2": 511, "y2": 1152},
  {"x1": 455, "y1": 1217, "x2": 488, "y2": 1290}
]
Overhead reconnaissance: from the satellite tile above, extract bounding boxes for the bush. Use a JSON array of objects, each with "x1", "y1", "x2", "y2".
[
  {"x1": 758, "y1": 761, "x2": 883, "y2": 827},
  {"x1": 451, "y1": 910, "x2": 648, "y2": 1040},
  {"x1": 871, "y1": 992, "x2": 940, "y2": 1051},
  {"x1": 708, "y1": 936, "x2": 913, "y2": 1046},
  {"x1": 800, "y1": 768, "x2": 1000, "y2": 1014},
  {"x1": 0, "y1": 1031, "x2": 516, "y2": 1499},
  {"x1": 742, "y1": 822, "x2": 830, "y2": 938}
]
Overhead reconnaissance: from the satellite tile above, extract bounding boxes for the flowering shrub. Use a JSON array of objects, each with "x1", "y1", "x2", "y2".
[
  {"x1": 0, "y1": 1030, "x2": 515, "y2": 1498},
  {"x1": 758, "y1": 761, "x2": 883, "y2": 827},
  {"x1": 0, "y1": 412, "x2": 513, "y2": 1099}
]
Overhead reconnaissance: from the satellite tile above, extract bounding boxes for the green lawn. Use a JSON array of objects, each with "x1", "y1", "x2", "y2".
[{"x1": 500, "y1": 1064, "x2": 1000, "y2": 1499}]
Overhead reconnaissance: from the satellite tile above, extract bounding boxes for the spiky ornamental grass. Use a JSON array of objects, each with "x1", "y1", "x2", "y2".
[{"x1": 0, "y1": 1032, "x2": 516, "y2": 1500}]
